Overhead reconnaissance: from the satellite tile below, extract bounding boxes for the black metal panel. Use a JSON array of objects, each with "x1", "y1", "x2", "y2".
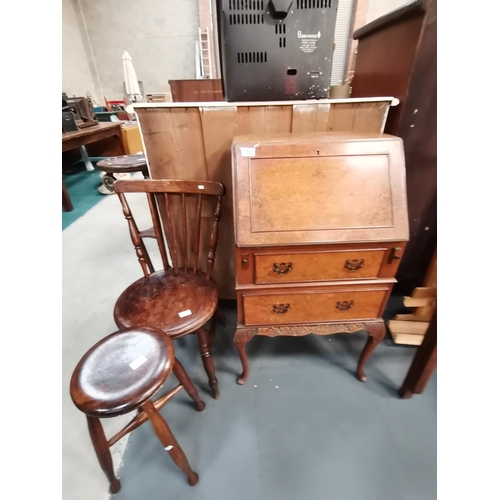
[{"x1": 217, "y1": 0, "x2": 339, "y2": 101}]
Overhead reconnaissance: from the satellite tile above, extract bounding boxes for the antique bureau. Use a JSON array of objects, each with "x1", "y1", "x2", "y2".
[{"x1": 231, "y1": 132, "x2": 409, "y2": 384}]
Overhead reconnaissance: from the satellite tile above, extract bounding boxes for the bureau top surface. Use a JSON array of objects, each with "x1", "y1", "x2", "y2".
[
  {"x1": 232, "y1": 131, "x2": 399, "y2": 145},
  {"x1": 231, "y1": 132, "x2": 409, "y2": 247}
]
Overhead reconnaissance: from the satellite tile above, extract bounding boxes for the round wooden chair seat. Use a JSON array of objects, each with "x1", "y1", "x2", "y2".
[
  {"x1": 96, "y1": 154, "x2": 148, "y2": 174},
  {"x1": 70, "y1": 327, "x2": 174, "y2": 417},
  {"x1": 114, "y1": 269, "x2": 218, "y2": 338}
]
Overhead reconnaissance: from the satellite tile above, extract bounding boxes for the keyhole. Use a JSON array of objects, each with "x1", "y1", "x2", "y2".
[{"x1": 317, "y1": 150, "x2": 320, "y2": 155}]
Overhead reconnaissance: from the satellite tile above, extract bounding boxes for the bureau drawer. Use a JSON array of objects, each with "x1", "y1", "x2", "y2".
[
  {"x1": 254, "y1": 249, "x2": 385, "y2": 284},
  {"x1": 242, "y1": 286, "x2": 389, "y2": 326},
  {"x1": 236, "y1": 243, "x2": 406, "y2": 286}
]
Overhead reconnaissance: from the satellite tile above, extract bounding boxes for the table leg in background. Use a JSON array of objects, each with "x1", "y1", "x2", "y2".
[{"x1": 62, "y1": 182, "x2": 73, "y2": 212}]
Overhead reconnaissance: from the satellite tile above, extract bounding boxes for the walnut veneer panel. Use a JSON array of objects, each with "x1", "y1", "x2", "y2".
[
  {"x1": 241, "y1": 285, "x2": 390, "y2": 326},
  {"x1": 232, "y1": 132, "x2": 409, "y2": 247},
  {"x1": 254, "y1": 248, "x2": 386, "y2": 284}
]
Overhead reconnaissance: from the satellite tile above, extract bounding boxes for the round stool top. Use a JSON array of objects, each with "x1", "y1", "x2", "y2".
[
  {"x1": 70, "y1": 327, "x2": 173, "y2": 417},
  {"x1": 96, "y1": 154, "x2": 147, "y2": 173}
]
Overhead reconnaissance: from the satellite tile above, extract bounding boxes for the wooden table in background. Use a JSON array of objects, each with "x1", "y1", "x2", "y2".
[
  {"x1": 62, "y1": 122, "x2": 124, "y2": 154},
  {"x1": 62, "y1": 123, "x2": 125, "y2": 211}
]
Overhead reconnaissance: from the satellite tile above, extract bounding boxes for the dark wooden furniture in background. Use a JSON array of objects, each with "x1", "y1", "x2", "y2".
[
  {"x1": 169, "y1": 79, "x2": 224, "y2": 102},
  {"x1": 399, "y1": 309, "x2": 437, "y2": 398},
  {"x1": 62, "y1": 182, "x2": 73, "y2": 212},
  {"x1": 351, "y1": 0, "x2": 436, "y2": 292},
  {"x1": 96, "y1": 154, "x2": 150, "y2": 193},
  {"x1": 134, "y1": 97, "x2": 395, "y2": 299},
  {"x1": 231, "y1": 132, "x2": 409, "y2": 384},
  {"x1": 62, "y1": 122, "x2": 125, "y2": 156},
  {"x1": 113, "y1": 179, "x2": 226, "y2": 399},
  {"x1": 70, "y1": 327, "x2": 204, "y2": 493},
  {"x1": 388, "y1": 249, "x2": 436, "y2": 345},
  {"x1": 62, "y1": 123, "x2": 126, "y2": 210}
]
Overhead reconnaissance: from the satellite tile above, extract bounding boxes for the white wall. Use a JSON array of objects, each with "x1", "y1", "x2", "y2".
[
  {"x1": 366, "y1": 0, "x2": 415, "y2": 24},
  {"x1": 62, "y1": 0, "x2": 199, "y2": 103},
  {"x1": 77, "y1": 0, "x2": 199, "y2": 99},
  {"x1": 62, "y1": 0, "x2": 97, "y2": 99}
]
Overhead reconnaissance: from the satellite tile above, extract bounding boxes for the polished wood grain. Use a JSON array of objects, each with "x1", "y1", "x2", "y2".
[
  {"x1": 114, "y1": 270, "x2": 218, "y2": 337},
  {"x1": 142, "y1": 401, "x2": 199, "y2": 486},
  {"x1": 232, "y1": 132, "x2": 409, "y2": 247},
  {"x1": 356, "y1": 321, "x2": 387, "y2": 382},
  {"x1": 70, "y1": 328, "x2": 203, "y2": 492},
  {"x1": 242, "y1": 286, "x2": 390, "y2": 326},
  {"x1": 231, "y1": 131, "x2": 409, "y2": 385},
  {"x1": 254, "y1": 249, "x2": 386, "y2": 284},
  {"x1": 115, "y1": 179, "x2": 225, "y2": 196},
  {"x1": 234, "y1": 320, "x2": 387, "y2": 385},
  {"x1": 86, "y1": 416, "x2": 121, "y2": 493},
  {"x1": 112, "y1": 179, "x2": 225, "y2": 399},
  {"x1": 96, "y1": 154, "x2": 149, "y2": 179},
  {"x1": 172, "y1": 358, "x2": 206, "y2": 412},
  {"x1": 196, "y1": 328, "x2": 219, "y2": 398},
  {"x1": 134, "y1": 99, "x2": 394, "y2": 298},
  {"x1": 236, "y1": 242, "x2": 407, "y2": 285},
  {"x1": 71, "y1": 328, "x2": 174, "y2": 416}
]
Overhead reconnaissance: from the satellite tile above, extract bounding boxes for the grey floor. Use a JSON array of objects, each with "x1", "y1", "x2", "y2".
[
  {"x1": 62, "y1": 191, "x2": 436, "y2": 500},
  {"x1": 116, "y1": 301, "x2": 436, "y2": 500}
]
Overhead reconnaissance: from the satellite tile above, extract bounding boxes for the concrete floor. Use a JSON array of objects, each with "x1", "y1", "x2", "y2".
[{"x1": 62, "y1": 193, "x2": 436, "y2": 500}]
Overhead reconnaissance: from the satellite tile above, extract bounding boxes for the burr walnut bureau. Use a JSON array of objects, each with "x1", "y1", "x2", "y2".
[{"x1": 231, "y1": 132, "x2": 409, "y2": 384}]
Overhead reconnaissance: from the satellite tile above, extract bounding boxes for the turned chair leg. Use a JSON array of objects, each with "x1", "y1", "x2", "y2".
[
  {"x1": 196, "y1": 329, "x2": 219, "y2": 399},
  {"x1": 173, "y1": 357, "x2": 206, "y2": 412},
  {"x1": 86, "y1": 416, "x2": 121, "y2": 494},
  {"x1": 142, "y1": 401, "x2": 199, "y2": 486}
]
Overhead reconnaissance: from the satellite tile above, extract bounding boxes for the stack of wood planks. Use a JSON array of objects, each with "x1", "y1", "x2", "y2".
[{"x1": 388, "y1": 251, "x2": 437, "y2": 345}]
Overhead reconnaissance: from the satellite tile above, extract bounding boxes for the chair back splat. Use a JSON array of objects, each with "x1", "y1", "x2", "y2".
[{"x1": 114, "y1": 179, "x2": 225, "y2": 280}]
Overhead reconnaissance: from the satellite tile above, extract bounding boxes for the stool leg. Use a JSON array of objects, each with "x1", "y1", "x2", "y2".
[
  {"x1": 142, "y1": 401, "x2": 199, "y2": 486},
  {"x1": 196, "y1": 329, "x2": 219, "y2": 400},
  {"x1": 173, "y1": 358, "x2": 206, "y2": 412},
  {"x1": 86, "y1": 416, "x2": 121, "y2": 494}
]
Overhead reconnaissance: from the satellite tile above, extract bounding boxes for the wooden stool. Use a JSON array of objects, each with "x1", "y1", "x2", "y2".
[
  {"x1": 96, "y1": 154, "x2": 149, "y2": 192},
  {"x1": 70, "y1": 327, "x2": 204, "y2": 493}
]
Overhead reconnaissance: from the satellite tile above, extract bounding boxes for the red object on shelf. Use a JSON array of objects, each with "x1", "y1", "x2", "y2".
[{"x1": 104, "y1": 97, "x2": 130, "y2": 121}]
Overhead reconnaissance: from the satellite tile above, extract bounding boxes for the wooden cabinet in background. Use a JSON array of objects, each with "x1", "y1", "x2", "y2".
[
  {"x1": 168, "y1": 79, "x2": 224, "y2": 102},
  {"x1": 351, "y1": 0, "x2": 436, "y2": 291},
  {"x1": 134, "y1": 98, "x2": 396, "y2": 299},
  {"x1": 231, "y1": 132, "x2": 410, "y2": 385}
]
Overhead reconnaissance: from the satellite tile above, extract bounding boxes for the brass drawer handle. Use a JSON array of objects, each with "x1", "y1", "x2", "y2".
[
  {"x1": 336, "y1": 300, "x2": 354, "y2": 311},
  {"x1": 273, "y1": 262, "x2": 293, "y2": 275},
  {"x1": 344, "y1": 259, "x2": 364, "y2": 272},
  {"x1": 273, "y1": 303, "x2": 290, "y2": 314},
  {"x1": 388, "y1": 247, "x2": 401, "y2": 264}
]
